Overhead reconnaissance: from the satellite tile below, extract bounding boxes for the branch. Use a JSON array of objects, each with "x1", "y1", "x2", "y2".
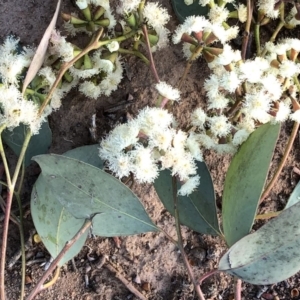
[{"x1": 26, "y1": 219, "x2": 92, "y2": 300}]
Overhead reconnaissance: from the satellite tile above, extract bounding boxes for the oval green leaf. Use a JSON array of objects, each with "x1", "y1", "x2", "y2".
[
  {"x1": 154, "y1": 161, "x2": 221, "y2": 236},
  {"x1": 2, "y1": 121, "x2": 52, "y2": 167},
  {"x1": 222, "y1": 123, "x2": 280, "y2": 246},
  {"x1": 31, "y1": 175, "x2": 88, "y2": 266},
  {"x1": 219, "y1": 200, "x2": 300, "y2": 284},
  {"x1": 33, "y1": 154, "x2": 157, "y2": 236},
  {"x1": 63, "y1": 144, "x2": 104, "y2": 169}
]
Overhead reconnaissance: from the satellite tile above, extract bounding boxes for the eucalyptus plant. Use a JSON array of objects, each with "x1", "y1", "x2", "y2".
[{"x1": 1, "y1": 0, "x2": 300, "y2": 300}]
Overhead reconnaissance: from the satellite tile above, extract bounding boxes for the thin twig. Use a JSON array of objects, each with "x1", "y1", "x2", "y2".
[
  {"x1": 26, "y1": 219, "x2": 92, "y2": 300},
  {"x1": 260, "y1": 121, "x2": 299, "y2": 203},
  {"x1": 234, "y1": 278, "x2": 242, "y2": 300},
  {"x1": 172, "y1": 177, "x2": 206, "y2": 300},
  {"x1": 178, "y1": 45, "x2": 203, "y2": 89},
  {"x1": 0, "y1": 128, "x2": 31, "y2": 300},
  {"x1": 142, "y1": 24, "x2": 160, "y2": 83},
  {"x1": 37, "y1": 28, "x2": 104, "y2": 117},
  {"x1": 241, "y1": 0, "x2": 253, "y2": 60},
  {"x1": 198, "y1": 269, "x2": 220, "y2": 284},
  {"x1": 105, "y1": 262, "x2": 147, "y2": 300}
]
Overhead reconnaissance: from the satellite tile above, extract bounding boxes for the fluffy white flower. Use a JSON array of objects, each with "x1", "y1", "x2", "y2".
[
  {"x1": 284, "y1": 38, "x2": 300, "y2": 52},
  {"x1": 290, "y1": 110, "x2": 300, "y2": 123},
  {"x1": 79, "y1": 81, "x2": 102, "y2": 99},
  {"x1": 172, "y1": 16, "x2": 209, "y2": 44},
  {"x1": 149, "y1": 128, "x2": 173, "y2": 151},
  {"x1": 38, "y1": 67, "x2": 56, "y2": 87},
  {"x1": 204, "y1": 74, "x2": 220, "y2": 99},
  {"x1": 207, "y1": 24, "x2": 239, "y2": 44},
  {"x1": 107, "y1": 153, "x2": 133, "y2": 178},
  {"x1": 0, "y1": 37, "x2": 32, "y2": 85},
  {"x1": 178, "y1": 175, "x2": 200, "y2": 196},
  {"x1": 220, "y1": 71, "x2": 241, "y2": 93},
  {"x1": 131, "y1": 146, "x2": 158, "y2": 183},
  {"x1": 117, "y1": 0, "x2": 140, "y2": 14},
  {"x1": 152, "y1": 27, "x2": 170, "y2": 51},
  {"x1": 279, "y1": 60, "x2": 299, "y2": 78},
  {"x1": 208, "y1": 115, "x2": 232, "y2": 137},
  {"x1": 216, "y1": 44, "x2": 239, "y2": 66},
  {"x1": 239, "y1": 57, "x2": 269, "y2": 83},
  {"x1": 0, "y1": 85, "x2": 40, "y2": 132},
  {"x1": 172, "y1": 152, "x2": 197, "y2": 181},
  {"x1": 260, "y1": 74, "x2": 282, "y2": 101},
  {"x1": 173, "y1": 130, "x2": 187, "y2": 151},
  {"x1": 208, "y1": 6, "x2": 229, "y2": 24},
  {"x1": 76, "y1": 0, "x2": 88, "y2": 9},
  {"x1": 50, "y1": 30, "x2": 74, "y2": 62},
  {"x1": 237, "y1": 4, "x2": 247, "y2": 22},
  {"x1": 207, "y1": 93, "x2": 229, "y2": 110},
  {"x1": 99, "y1": 58, "x2": 123, "y2": 96},
  {"x1": 143, "y1": 2, "x2": 170, "y2": 30},
  {"x1": 243, "y1": 91, "x2": 271, "y2": 121},
  {"x1": 107, "y1": 41, "x2": 119, "y2": 52},
  {"x1": 257, "y1": 0, "x2": 279, "y2": 19},
  {"x1": 182, "y1": 42, "x2": 202, "y2": 60},
  {"x1": 199, "y1": 0, "x2": 210, "y2": 6},
  {"x1": 186, "y1": 133, "x2": 203, "y2": 161},
  {"x1": 155, "y1": 81, "x2": 180, "y2": 101},
  {"x1": 274, "y1": 102, "x2": 290, "y2": 122},
  {"x1": 190, "y1": 108, "x2": 207, "y2": 128},
  {"x1": 137, "y1": 107, "x2": 174, "y2": 134}
]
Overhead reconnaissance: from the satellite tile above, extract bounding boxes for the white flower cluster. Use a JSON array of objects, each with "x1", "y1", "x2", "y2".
[
  {"x1": 117, "y1": 0, "x2": 170, "y2": 51},
  {"x1": 78, "y1": 54, "x2": 123, "y2": 98},
  {"x1": 99, "y1": 107, "x2": 202, "y2": 196},
  {"x1": 188, "y1": 38, "x2": 300, "y2": 154},
  {"x1": 0, "y1": 37, "x2": 43, "y2": 134}
]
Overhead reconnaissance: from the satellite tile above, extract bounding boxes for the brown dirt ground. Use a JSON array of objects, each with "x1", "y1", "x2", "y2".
[{"x1": 1, "y1": 0, "x2": 300, "y2": 300}]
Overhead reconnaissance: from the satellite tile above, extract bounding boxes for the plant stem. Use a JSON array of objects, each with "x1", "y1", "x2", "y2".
[
  {"x1": 241, "y1": 0, "x2": 253, "y2": 60},
  {"x1": 235, "y1": 278, "x2": 242, "y2": 300},
  {"x1": 260, "y1": 121, "x2": 299, "y2": 203},
  {"x1": 118, "y1": 48, "x2": 149, "y2": 65},
  {"x1": 27, "y1": 219, "x2": 92, "y2": 300},
  {"x1": 142, "y1": 25, "x2": 160, "y2": 83},
  {"x1": 254, "y1": 24, "x2": 261, "y2": 56},
  {"x1": 0, "y1": 128, "x2": 31, "y2": 300},
  {"x1": 178, "y1": 45, "x2": 203, "y2": 89},
  {"x1": 198, "y1": 269, "x2": 219, "y2": 284},
  {"x1": 15, "y1": 192, "x2": 26, "y2": 300},
  {"x1": 172, "y1": 177, "x2": 206, "y2": 300},
  {"x1": 260, "y1": 21, "x2": 285, "y2": 57},
  {"x1": 37, "y1": 28, "x2": 104, "y2": 117}
]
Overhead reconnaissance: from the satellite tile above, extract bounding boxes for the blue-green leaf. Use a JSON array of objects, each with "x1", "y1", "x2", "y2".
[
  {"x1": 31, "y1": 175, "x2": 88, "y2": 266},
  {"x1": 219, "y1": 201, "x2": 300, "y2": 284},
  {"x1": 154, "y1": 161, "x2": 221, "y2": 236},
  {"x1": 222, "y1": 123, "x2": 280, "y2": 246},
  {"x1": 2, "y1": 121, "x2": 52, "y2": 167},
  {"x1": 33, "y1": 154, "x2": 157, "y2": 236}
]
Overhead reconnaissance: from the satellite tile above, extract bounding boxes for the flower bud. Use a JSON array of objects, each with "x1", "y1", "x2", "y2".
[
  {"x1": 94, "y1": 18, "x2": 110, "y2": 27},
  {"x1": 61, "y1": 13, "x2": 87, "y2": 25},
  {"x1": 94, "y1": 6, "x2": 105, "y2": 20},
  {"x1": 125, "y1": 13, "x2": 137, "y2": 28},
  {"x1": 107, "y1": 41, "x2": 119, "y2": 53},
  {"x1": 81, "y1": 6, "x2": 92, "y2": 21},
  {"x1": 84, "y1": 54, "x2": 93, "y2": 69}
]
